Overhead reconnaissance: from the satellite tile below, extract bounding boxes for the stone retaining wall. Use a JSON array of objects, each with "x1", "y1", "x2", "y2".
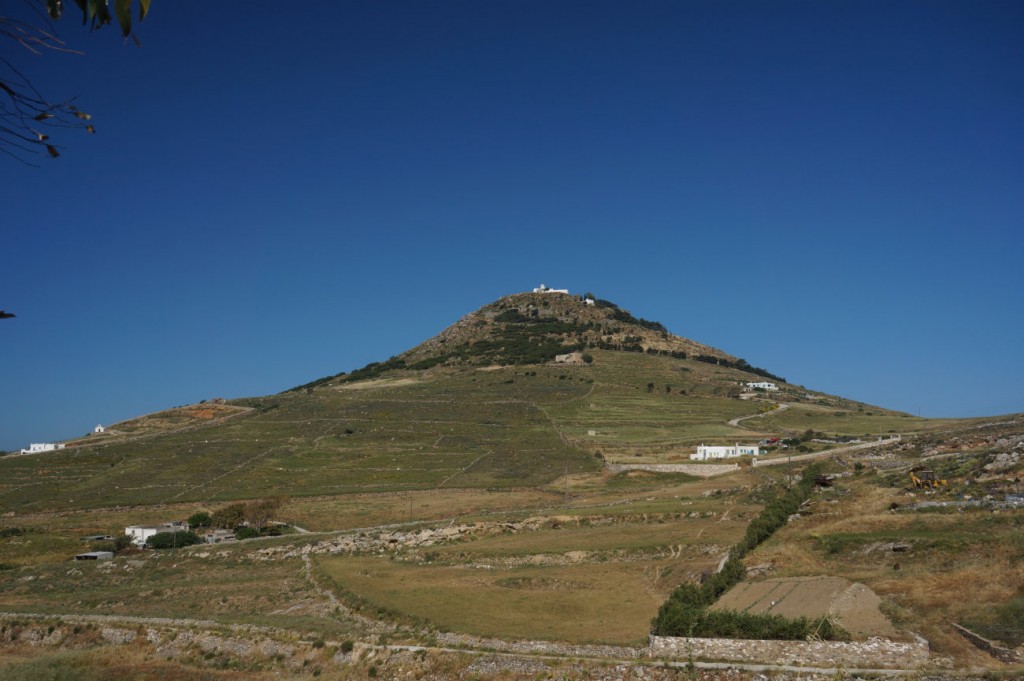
[
  {"x1": 649, "y1": 634, "x2": 929, "y2": 669},
  {"x1": 953, "y1": 623, "x2": 1024, "y2": 663},
  {"x1": 606, "y1": 463, "x2": 739, "y2": 477}
]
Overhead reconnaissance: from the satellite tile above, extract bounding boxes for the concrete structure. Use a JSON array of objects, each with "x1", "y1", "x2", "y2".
[
  {"x1": 74, "y1": 551, "x2": 113, "y2": 561},
  {"x1": 205, "y1": 529, "x2": 237, "y2": 544},
  {"x1": 19, "y1": 443, "x2": 66, "y2": 455},
  {"x1": 554, "y1": 351, "x2": 586, "y2": 365},
  {"x1": 125, "y1": 521, "x2": 189, "y2": 547},
  {"x1": 93, "y1": 424, "x2": 105, "y2": 433},
  {"x1": 533, "y1": 283, "x2": 569, "y2": 294},
  {"x1": 690, "y1": 443, "x2": 760, "y2": 461},
  {"x1": 745, "y1": 381, "x2": 779, "y2": 391}
]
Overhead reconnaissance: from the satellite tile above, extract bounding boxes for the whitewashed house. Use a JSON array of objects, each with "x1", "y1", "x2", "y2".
[
  {"x1": 533, "y1": 283, "x2": 570, "y2": 294},
  {"x1": 690, "y1": 443, "x2": 760, "y2": 461},
  {"x1": 125, "y1": 521, "x2": 189, "y2": 547},
  {"x1": 93, "y1": 424, "x2": 105, "y2": 434},
  {"x1": 19, "y1": 443, "x2": 66, "y2": 455},
  {"x1": 745, "y1": 382, "x2": 779, "y2": 391}
]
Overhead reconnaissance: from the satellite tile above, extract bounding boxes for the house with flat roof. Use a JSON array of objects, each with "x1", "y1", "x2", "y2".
[
  {"x1": 19, "y1": 443, "x2": 66, "y2": 455},
  {"x1": 690, "y1": 443, "x2": 760, "y2": 461},
  {"x1": 125, "y1": 521, "x2": 189, "y2": 547}
]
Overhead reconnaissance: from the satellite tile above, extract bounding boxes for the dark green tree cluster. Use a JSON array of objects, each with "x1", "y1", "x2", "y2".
[
  {"x1": 652, "y1": 464, "x2": 844, "y2": 640},
  {"x1": 147, "y1": 531, "x2": 201, "y2": 550},
  {"x1": 210, "y1": 498, "x2": 283, "y2": 534},
  {"x1": 590, "y1": 299, "x2": 668, "y2": 333},
  {"x1": 694, "y1": 355, "x2": 785, "y2": 384}
]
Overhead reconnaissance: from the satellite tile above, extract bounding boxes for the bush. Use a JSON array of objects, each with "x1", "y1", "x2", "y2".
[
  {"x1": 652, "y1": 464, "x2": 831, "y2": 639},
  {"x1": 146, "y1": 531, "x2": 202, "y2": 550},
  {"x1": 234, "y1": 527, "x2": 260, "y2": 540},
  {"x1": 188, "y1": 511, "x2": 212, "y2": 528}
]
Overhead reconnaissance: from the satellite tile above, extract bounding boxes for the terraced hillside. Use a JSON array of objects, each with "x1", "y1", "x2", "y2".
[
  {"x1": 0, "y1": 292, "x2": 954, "y2": 513},
  {"x1": 1, "y1": 291, "x2": 1020, "y2": 678}
]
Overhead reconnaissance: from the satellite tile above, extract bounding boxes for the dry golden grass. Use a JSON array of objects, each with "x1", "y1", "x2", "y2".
[
  {"x1": 280, "y1": 488, "x2": 563, "y2": 531},
  {"x1": 318, "y1": 554, "x2": 685, "y2": 645},
  {"x1": 746, "y1": 471, "x2": 1024, "y2": 662}
]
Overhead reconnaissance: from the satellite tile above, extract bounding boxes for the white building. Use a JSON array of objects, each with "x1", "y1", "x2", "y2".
[
  {"x1": 125, "y1": 521, "x2": 189, "y2": 547},
  {"x1": 690, "y1": 443, "x2": 760, "y2": 461},
  {"x1": 745, "y1": 382, "x2": 779, "y2": 391},
  {"x1": 93, "y1": 424, "x2": 105, "y2": 433},
  {"x1": 533, "y1": 283, "x2": 570, "y2": 294},
  {"x1": 19, "y1": 443, "x2": 66, "y2": 455}
]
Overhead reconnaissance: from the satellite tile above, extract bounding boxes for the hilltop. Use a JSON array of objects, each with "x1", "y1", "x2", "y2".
[{"x1": 295, "y1": 290, "x2": 784, "y2": 389}]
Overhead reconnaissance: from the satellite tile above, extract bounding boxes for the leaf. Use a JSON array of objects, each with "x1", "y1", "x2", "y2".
[
  {"x1": 46, "y1": 144, "x2": 60, "y2": 158},
  {"x1": 74, "y1": 111, "x2": 93, "y2": 120},
  {"x1": 47, "y1": 0, "x2": 63, "y2": 20},
  {"x1": 85, "y1": 125, "x2": 96, "y2": 134},
  {"x1": 139, "y1": 0, "x2": 151, "y2": 22},
  {"x1": 114, "y1": 0, "x2": 132, "y2": 36},
  {"x1": 34, "y1": 112, "x2": 55, "y2": 121},
  {"x1": 92, "y1": 2, "x2": 113, "y2": 31}
]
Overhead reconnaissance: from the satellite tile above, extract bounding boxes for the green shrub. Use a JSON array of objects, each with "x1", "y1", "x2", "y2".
[
  {"x1": 652, "y1": 464, "x2": 832, "y2": 639},
  {"x1": 235, "y1": 527, "x2": 260, "y2": 540},
  {"x1": 146, "y1": 531, "x2": 202, "y2": 550}
]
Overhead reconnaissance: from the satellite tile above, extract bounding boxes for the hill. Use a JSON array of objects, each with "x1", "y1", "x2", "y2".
[
  {"x1": 0, "y1": 290, "x2": 944, "y2": 513},
  {"x1": 1, "y1": 289, "x2": 1021, "y2": 678},
  {"x1": 293, "y1": 290, "x2": 782, "y2": 388}
]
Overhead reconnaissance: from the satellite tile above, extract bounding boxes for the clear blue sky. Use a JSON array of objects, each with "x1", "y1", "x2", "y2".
[{"x1": 2, "y1": 1, "x2": 1022, "y2": 451}]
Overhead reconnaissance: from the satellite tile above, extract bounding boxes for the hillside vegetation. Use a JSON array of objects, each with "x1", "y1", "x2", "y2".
[{"x1": 0, "y1": 290, "x2": 1021, "y2": 678}]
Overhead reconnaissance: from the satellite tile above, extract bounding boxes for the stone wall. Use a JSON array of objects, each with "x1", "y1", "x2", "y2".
[
  {"x1": 953, "y1": 623, "x2": 1024, "y2": 664},
  {"x1": 648, "y1": 634, "x2": 929, "y2": 669},
  {"x1": 606, "y1": 463, "x2": 739, "y2": 477}
]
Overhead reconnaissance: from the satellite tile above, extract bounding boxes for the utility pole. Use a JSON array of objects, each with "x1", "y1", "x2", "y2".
[{"x1": 564, "y1": 458, "x2": 569, "y2": 506}]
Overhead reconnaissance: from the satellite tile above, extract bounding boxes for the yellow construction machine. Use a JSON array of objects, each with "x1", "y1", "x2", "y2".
[{"x1": 909, "y1": 466, "x2": 947, "y2": 489}]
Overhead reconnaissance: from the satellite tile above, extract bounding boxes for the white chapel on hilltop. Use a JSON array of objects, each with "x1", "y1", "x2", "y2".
[{"x1": 533, "y1": 283, "x2": 570, "y2": 294}]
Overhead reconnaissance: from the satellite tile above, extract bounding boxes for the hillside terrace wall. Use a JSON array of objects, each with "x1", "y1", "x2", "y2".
[
  {"x1": 649, "y1": 634, "x2": 929, "y2": 669},
  {"x1": 606, "y1": 463, "x2": 739, "y2": 477},
  {"x1": 953, "y1": 623, "x2": 1024, "y2": 664}
]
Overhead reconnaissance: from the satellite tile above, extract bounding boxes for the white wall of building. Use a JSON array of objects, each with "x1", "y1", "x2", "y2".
[
  {"x1": 19, "y1": 443, "x2": 66, "y2": 455},
  {"x1": 690, "y1": 443, "x2": 760, "y2": 461},
  {"x1": 745, "y1": 382, "x2": 779, "y2": 391}
]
